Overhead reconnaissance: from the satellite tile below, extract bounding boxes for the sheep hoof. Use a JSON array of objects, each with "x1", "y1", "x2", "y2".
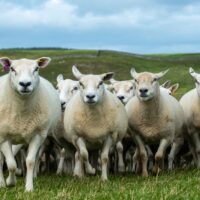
[
  {"x1": 25, "y1": 186, "x2": 33, "y2": 192},
  {"x1": 142, "y1": 171, "x2": 148, "y2": 177},
  {"x1": 86, "y1": 167, "x2": 96, "y2": 175},
  {"x1": 118, "y1": 165, "x2": 125, "y2": 173},
  {"x1": 15, "y1": 168, "x2": 22, "y2": 176},
  {"x1": 101, "y1": 176, "x2": 108, "y2": 181},
  {"x1": 73, "y1": 172, "x2": 84, "y2": 179},
  {"x1": 6, "y1": 176, "x2": 16, "y2": 187},
  {"x1": 0, "y1": 180, "x2": 6, "y2": 188}
]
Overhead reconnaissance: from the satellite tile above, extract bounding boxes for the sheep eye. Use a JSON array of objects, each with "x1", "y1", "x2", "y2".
[
  {"x1": 34, "y1": 67, "x2": 39, "y2": 73},
  {"x1": 10, "y1": 67, "x2": 16, "y2": 73},
  {"x1": 79, "y1": 82, "x2": 84, "y2": 88},
  {"x1": 74, "y1": 86, "x2": 78, "y2": 90},
  {"x1": 98, "y1": 81, "x2": 103, "y2": 88},
  {"x1": 152, "y1": 78, "x2": 157, "y2": 83},
  {"x1": 130, "y1": 86, "x2": 133, "y2": 90},
  {"x1": 134, "y1": 79, "x2": 138, "y2": 84}
]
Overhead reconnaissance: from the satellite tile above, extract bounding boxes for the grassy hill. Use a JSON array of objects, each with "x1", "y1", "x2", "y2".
[{"x1": 0, "y1": 49, "x2": 200, "y2": 99}]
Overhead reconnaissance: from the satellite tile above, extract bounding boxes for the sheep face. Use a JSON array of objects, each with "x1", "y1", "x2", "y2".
[
  {"x1": 56, "y1": 74, "x2": 79, "y2": 110},
  {"x1": 0, "y1": 57, "x2": 51, "y2": 96},
  {"x1": 110, "y1": 79, "x2": 135, "y2": 104},
  {"x1": 72, "y1": 65, "x2": 114, "y2": 105},
  {"x1": 189, "y1": 67, "x2": 200, "y2": 96},
  {"x1": 131, "y1": 68, "x2": 168, "y2": 101}
]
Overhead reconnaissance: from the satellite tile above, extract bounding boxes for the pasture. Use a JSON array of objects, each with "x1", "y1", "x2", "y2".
[{"x1": 0, "y1": 49, "x2": 200, "y2": 199}]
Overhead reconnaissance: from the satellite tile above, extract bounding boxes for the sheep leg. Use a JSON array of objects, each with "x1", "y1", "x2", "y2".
[
  {"x1": 25, "y1": 134, "x2": 44, "y2": 192},
  {"x1": 0, "y1": 151, "x2": 5, "y2": 187},
  {"x1": 168, "y1": 138, "x2": 184, "y2": 170},
  {"x1": 145, "y1": 145, "x2": 154, "y2": 171},
  {"x1": 1, "y1": 141, "x2": 17, "y2": 187},
  {"x1": 154, "y1": 139, "x2": 170, "y2": 174},
  {"x1": 116, "y1": 141, "x2": 125, "y2": 173},
  {"x1": 101, "y1": 136, "x2": 113, "y2": 181},
  {"x1": 132, "y1": 148, "x2": 138, "y2": 173},
  {"x1": 134, "y1": 135, "x2": 148, "y2": 177},
  {"x1": 73, "y1": 151, "x2": 84, "y2": 178},
  {"x1": 76, "y1": 138, "x2": 96, "y2": 175},
  {"x1": 191, "y1": 133, "x2": 200, "y2": 168},
  {"x1": 56, "y1": 148, "x2": 65, "y2": 175},
  {"x1": 11, "y1": 144, "x2": 24, "y2": 176}
]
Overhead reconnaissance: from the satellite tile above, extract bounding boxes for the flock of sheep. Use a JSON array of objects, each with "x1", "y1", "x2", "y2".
[{"x1": 0, "y1": 56, "x2": 199, "y2": 192}]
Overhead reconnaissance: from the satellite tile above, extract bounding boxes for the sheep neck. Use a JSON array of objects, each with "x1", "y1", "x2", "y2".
[{"x1": 139, "y1": 93, "x2": 161, "y2": 121}]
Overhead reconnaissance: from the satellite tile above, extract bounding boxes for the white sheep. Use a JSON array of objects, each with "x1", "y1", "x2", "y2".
[
  {"x1": 109, "y1": 78, "x2": 135, "y2": 105},
  {"x1": 160, "y1": 80, "x2": 179, "y2": 96},
  {"x1": 63, "y1": 66, "x2": 128, "y2": 180},
  {"x1": 125, "y1": 68, "x2": 185, "y2": 176},
  {"x1": 56, "y1": 74, "x2": 79, "y2": 111},
  {"x1": 0, "y1": 57, "x2": 61, "y2": 191},
  {"x1": 179, "y1": 67, "x2": 200, "y2": 168}
]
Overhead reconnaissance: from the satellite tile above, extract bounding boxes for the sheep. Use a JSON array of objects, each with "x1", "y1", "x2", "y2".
[
  {"x1": 63, "y1": 66, "x2": 128, "y2": 180},
  {"x1": 160, "y1": 80, "x2": 183, "y2": 170},
  {"x1": 160, "y1": 80, "x2": 179, "y2": 96},
  {"x1": 0, "y1": 57, "x2": 61, "y2": 191},
  {"x1": 109, "y1": 78, "x2": 135, "y2": 105},
  {"x1": 56, "y1": 74, "x2": 79, "y2": 111},
  {"x1": 179, "y1": 67, "x2": 200, "y2": 168},
  {"x1": 125, "y1": 68, "x2": 185, "y2": 176}
]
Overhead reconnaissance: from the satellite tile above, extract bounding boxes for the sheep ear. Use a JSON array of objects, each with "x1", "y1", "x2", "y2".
[
  {"x1": 37, "y1": 57, "x2": 51, "y2": 68},
  {"x1": 169, "y1": 83, "x2": 179, "y2": 94},
  {"x1": 0, "y1": 57, "x2": 12, "y2": 72},
  {"x1": 57, "y1": 74, "x2": 64, "y2": 83},
  {"x1": 189, "y1": 67, "x2": 197, "y2": 79},
  {"x1": 155, "y1": 69, "x2": 169, "y2": 80},
  {"x1": 161, "y1": 80, "x2": 171, "y2": 88},
  {"x1": 101, "y1": 72, "x2": 114, "y2": 81},
  {"x1": 109, "y1": 78, "x2": 118, "y2": 84},
  {"x1": 130, "y1": 68, "x2": 138, "y2": 80},
  {"x1": 72, "y1": 65, "x2": 83, "y2": 80}
]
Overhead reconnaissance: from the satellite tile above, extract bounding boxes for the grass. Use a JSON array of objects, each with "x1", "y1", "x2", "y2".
[
  {"x1": 0, "y1": 48, "x2": 200, "y2": 199},
  {"x1": 0, "y1": 169, "x2": 200, "y2": 200}
]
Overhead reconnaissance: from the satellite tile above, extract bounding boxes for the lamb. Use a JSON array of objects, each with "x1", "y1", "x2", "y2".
[
  {"x1": 179, "y1": 68, "x2": 200, "y2": 168},
  {"x1": 125, "y1": 68, "x2": 185, "y2": 176},
  {"x1": 0, "y1": 57, "x2": 61, "y2": 191},
  {"x1": 63, "y1": 66, "x2": 128, "y2": 180}
]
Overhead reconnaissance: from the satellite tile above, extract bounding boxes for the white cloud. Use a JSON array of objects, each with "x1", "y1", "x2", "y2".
[
  {"x1": 0, "y1": 0, "x2": 200, "y2": 53},
  {"x1": 0, "y1": 0, "x2": 199, "y2": 33}
]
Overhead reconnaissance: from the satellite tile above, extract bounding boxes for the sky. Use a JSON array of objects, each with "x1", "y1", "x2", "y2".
[{"x1": 0, "y1": 0, "x2": 200, "y2": 54}]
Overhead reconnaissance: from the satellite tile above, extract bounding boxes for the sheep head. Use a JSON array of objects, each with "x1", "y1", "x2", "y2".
[
  {"x1": 0, "y1": 57, "x2": 51, "y2": 96},
  {"x1": 72, "y1": 65, "x2": 114, "y2": 105},
  {"x1": 130, "y1": 68, "x2": 169, "y2": 101}
]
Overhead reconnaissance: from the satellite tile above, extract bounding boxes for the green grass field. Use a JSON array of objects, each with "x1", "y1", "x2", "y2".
[{"x1": 0, "y1": 49, "x2": 200, "y2": 199}]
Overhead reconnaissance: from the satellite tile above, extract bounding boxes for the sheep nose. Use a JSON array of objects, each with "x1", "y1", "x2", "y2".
[
  {"x1": 139, "y1": 88, "x2": 148, "y2": 94},
  {"x1": 86, "y1": 94, "x2": 95, "y2": 99},
  {"x1": 61, "y1": 102, "x2": 66, "y2": 111},
  {"x1": 19, "y1": 81, "x2": 32, "y2": 88},
  {"x1": 118, "y1": 96, "x2": 125, "y2": 100}
]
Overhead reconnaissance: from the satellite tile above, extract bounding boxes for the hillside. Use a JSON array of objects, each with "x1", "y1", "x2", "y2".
[{"x1": 0, "y1": 49, "x2": 200, "y2": 99}]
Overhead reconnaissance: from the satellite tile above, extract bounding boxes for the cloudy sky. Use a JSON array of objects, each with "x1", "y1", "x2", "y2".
[{"x1": 0, "y1": 0, "x2": 200, "y2": 54}]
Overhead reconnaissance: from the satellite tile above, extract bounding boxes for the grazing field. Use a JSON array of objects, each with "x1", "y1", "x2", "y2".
[
  {"x1": 0, "y1": 49, "x2": 200, "y2": 199},
  {"x1": 0, "y1": 170, "x2": 200, "y2": 200}
]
